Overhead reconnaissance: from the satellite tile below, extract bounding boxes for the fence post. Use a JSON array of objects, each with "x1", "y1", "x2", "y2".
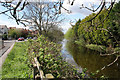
[
  {"x1": 33, "y1": 57, "x2": 54, "y2": 80},
  {"x1": 33, "y1": 67, "x2": 35, "y2": 80}
]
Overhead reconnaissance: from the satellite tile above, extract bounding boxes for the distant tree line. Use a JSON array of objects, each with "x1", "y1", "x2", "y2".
[{"x1": 7, "y1": 28, "x2": 30, "y2": 39}]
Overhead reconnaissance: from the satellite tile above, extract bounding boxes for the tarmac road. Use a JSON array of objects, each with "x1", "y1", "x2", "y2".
[
  {"x1": 0, "y1": 40, "x2": 15, "y2": 78},
  {"x1": 0, "y1": 40, "x2": 15, "y2": 57}
]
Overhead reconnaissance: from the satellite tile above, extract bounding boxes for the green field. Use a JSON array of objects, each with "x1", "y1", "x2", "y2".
[{"x1": 2, "y1": 42, "x2": 32, "y2": 78}]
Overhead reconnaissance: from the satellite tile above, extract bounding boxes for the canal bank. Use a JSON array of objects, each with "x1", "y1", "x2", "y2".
[{"x1": 61, "y1": 39, "x2": 120, "y2": 78}]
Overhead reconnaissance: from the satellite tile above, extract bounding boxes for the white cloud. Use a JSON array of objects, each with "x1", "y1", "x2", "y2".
[
  {"x1": 0, "y1": 19, "x2": 29, "y2": 29},
  {"x1": 61, "y1": 0, "x2": 98, "y2": 15},
  {"x1": 60, "y1": 22, "x2": 72, "y2": 33},
  {"x1": 61, "y1": 0, "x2": 117, "y2": 15},
  {"x1": 60, "y1": 0, "x2": 119, "y2": 32}
]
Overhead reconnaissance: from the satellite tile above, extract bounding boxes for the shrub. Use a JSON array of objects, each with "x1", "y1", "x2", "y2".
[{"x1": 27, "y1": 35, "x2": 85, "y2": 78}]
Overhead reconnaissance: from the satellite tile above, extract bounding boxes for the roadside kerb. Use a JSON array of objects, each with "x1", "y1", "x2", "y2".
[{"x1": 0, "y1": 42, "x2": 15, "y2": 70}]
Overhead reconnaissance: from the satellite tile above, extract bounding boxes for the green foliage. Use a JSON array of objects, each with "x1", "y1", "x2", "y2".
[
  {"x1": 2, "y1": 42, "x2": 33, "y2": 78},
  {"x1": 46, "y1": 28, "x2": 64, "y2": 43},
  {"x1": 27, "y1": 34, "x2": 33, "y2": 38},
  {"x1": 27, "y1": 35, "x2": 85, "y2": 78},
  {"x1": 8, "y1": 29, "x2": 21, "y2": 39},
  {"x1": 114, "y1": 47, "x2": 120, "y2": 52},
  {"x1": 8, "y1": 29, "x2": 29, "y2": 39},
  {"x1": 70, "y1": 2, "x2": 120, "y2": 48},
  {"x1": 108, "y1": 1, "x2": 120, "y2": 46},
  {"x1": 2, "y1": 34, "x2": 7, "y2": 40},
  {"x1": 64, "y1": 28, "x2": 75, "y2": 40},
  {"x1": 86, "y1": 44, "x2": 106, "y2": 52},
  {"x1": 75, "y1": 38, "x2": 85, "y2": 47}
]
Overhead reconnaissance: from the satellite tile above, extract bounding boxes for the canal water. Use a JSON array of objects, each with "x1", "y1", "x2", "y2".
[{"x1": 61, "y1": 39, "x2": 120, "y2": 78}]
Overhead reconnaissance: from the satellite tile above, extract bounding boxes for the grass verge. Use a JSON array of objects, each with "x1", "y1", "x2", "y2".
[{"x1": 2, "y1": 42, "x2": 32, "y2": 78}]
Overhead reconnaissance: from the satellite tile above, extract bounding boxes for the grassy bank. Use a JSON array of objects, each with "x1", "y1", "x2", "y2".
[
  {"x1": 2, "y1": 42, "x2": 32, "y2": 78},
  {"x1": 75, "y1": 40, "x2": 120, "y2": 55},
  {"x1": 75, "y1": 40, "x2": 106, "y2": 53}
]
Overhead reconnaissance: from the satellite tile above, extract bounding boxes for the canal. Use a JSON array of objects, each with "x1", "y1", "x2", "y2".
[{"x1": 61, "y1": 39, "x2": 120, "y2": 78}]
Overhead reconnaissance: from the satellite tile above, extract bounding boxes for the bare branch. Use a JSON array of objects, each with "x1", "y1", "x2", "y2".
[
  {"x1": 71, "y1": 0, "x2": 75, "y2": 5},
  {"x1": 13, "y1": 0, "x2": 22, "y2": 15},
  {"x1": 100, "y1": 52, "x2": 118, "y2": 56},
  {"x1": 101, "y1": 55, "x2": 120, "y2": 70},
  {"x1": 0, "y1": 9, "x2": 13, "y2": 14}
]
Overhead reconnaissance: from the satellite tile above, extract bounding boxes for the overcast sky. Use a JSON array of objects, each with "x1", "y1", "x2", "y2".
[{"x1": 0, "y1": 0, "x2": 119, "y2": 33}]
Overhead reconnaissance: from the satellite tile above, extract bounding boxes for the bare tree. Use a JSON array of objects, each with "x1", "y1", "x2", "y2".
[
  {"x1": 0, "y1": 0, "x2": 29, "y2": 25},
  {"x1": 0, "y1": 0, "x2": 116, "y2": 26},
  {"x1": 24, "y1": 1, "x2": 64, "y2": 35}
]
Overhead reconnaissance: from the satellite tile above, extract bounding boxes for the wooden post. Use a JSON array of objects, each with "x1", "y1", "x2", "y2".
[
  {"x1": 33, "y1": 67, "x2": 35, "y2": 80},
  {"x1": 33, "y1": 57, "x2": 54, "y2": 80},
  {"x1": 34, "y1": 57, "x2": 43, "y2": 80}
]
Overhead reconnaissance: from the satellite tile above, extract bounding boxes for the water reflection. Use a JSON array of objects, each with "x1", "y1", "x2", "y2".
[
  {"x1": 61, "y1": 39, "x2": 82, "y2": 73},
  {"x1": 61, "y1": 39, "x2": 120, "y2": 78}
]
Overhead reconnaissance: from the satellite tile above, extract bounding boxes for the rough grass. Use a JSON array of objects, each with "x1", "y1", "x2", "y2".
[{"x1": 2, "y1": 42, "x2": 32, "y2": 78}]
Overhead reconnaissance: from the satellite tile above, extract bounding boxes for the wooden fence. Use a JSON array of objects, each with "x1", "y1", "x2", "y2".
[{"x1": 33, "y1": 57, "x2": 54, "y2": 80}]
